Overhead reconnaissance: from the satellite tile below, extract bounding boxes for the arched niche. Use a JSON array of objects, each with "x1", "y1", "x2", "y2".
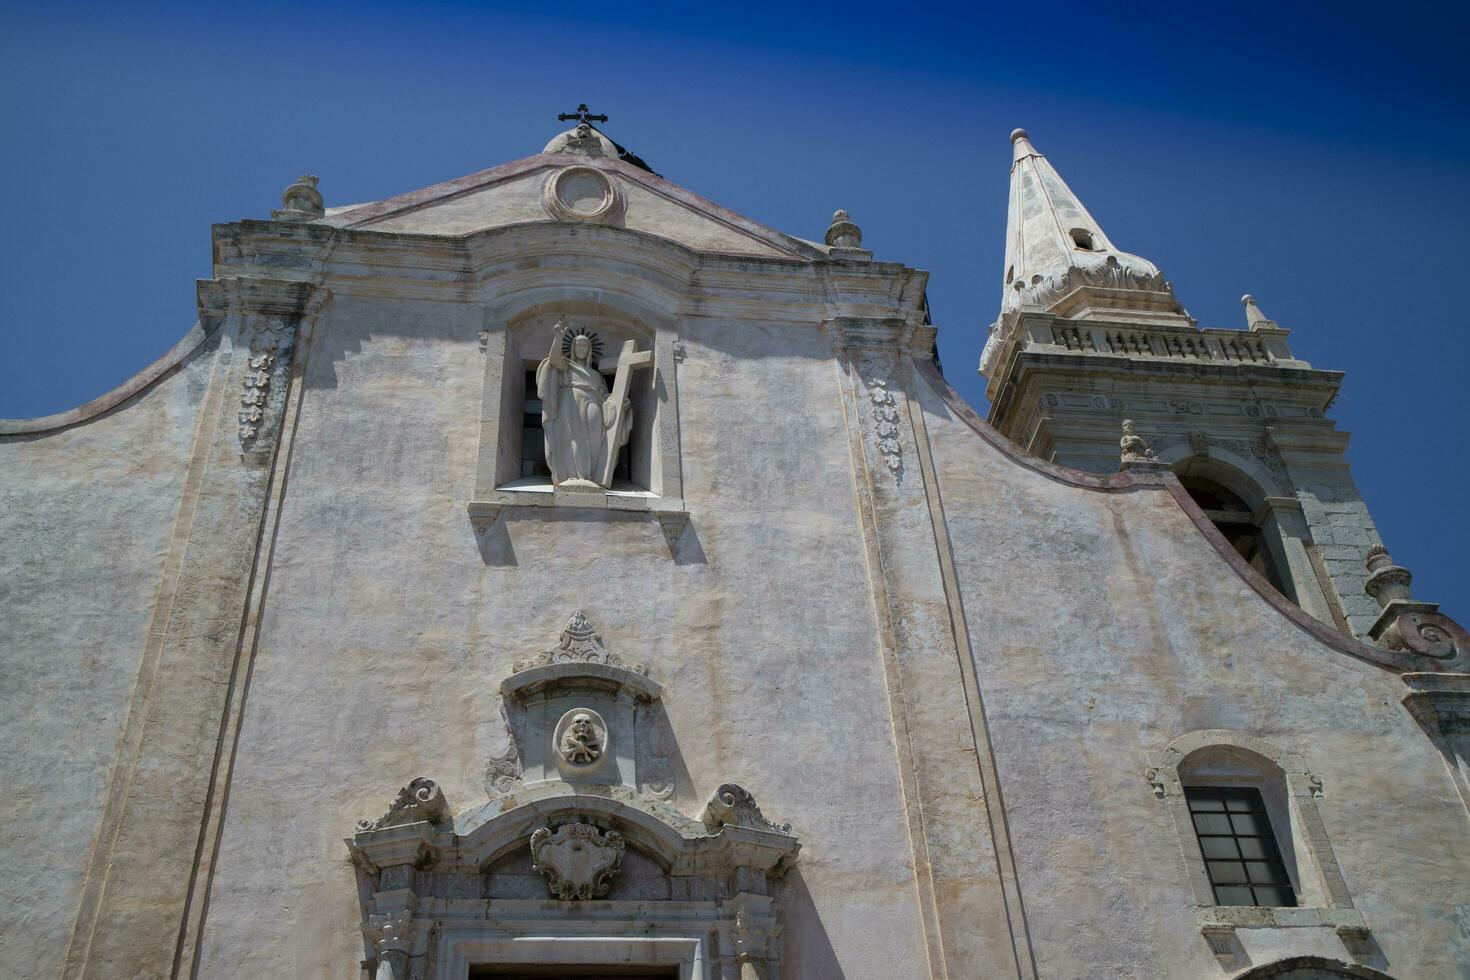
[
  {"x1": 1158, "y1": 447, "x2": 1337, "y2": 626},
  {"x1": 472, "y1": 288, "x2": 684, "y2": 505}
]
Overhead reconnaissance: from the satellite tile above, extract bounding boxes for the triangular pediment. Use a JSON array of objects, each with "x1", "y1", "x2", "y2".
[{"x1": 322, "y1": 153, "x2": 819, "y2": 260}]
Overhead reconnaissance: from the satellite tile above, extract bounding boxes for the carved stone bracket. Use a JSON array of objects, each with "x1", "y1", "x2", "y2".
[
  {"x1": 530, "y1": 822, "x2": 627, "y2": 899},
  {"x1": 1200, "y1": 922, "x2": 1235, "y2": 956},
  {"x1": 703, "y1": 784, "x2": 792, "y2": 835},
  {"x1": 357, "y1": 777, "x2": 451, "y2": 833}
]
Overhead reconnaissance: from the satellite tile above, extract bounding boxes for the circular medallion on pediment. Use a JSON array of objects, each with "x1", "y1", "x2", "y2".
[
  {"x1": 543, "y1": 165, "x2": 622, "y2": 223},
  {"x1": 553, "y1": 707, "x2": 609, "y2": 771}
]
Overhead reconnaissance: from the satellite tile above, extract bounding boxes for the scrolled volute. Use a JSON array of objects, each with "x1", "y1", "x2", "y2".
[{"x1": 357, "y1": 777, "x2": 451, "y2": 833}]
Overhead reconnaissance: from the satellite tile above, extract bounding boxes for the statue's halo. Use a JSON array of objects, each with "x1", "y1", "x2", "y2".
[{"x1": 561, "y1": 326, "x2": 604, "y2": 363}]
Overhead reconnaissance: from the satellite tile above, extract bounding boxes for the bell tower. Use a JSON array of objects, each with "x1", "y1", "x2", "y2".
[{"x1": 978, "y1": 129, "x2": 1391, "y2": 638}]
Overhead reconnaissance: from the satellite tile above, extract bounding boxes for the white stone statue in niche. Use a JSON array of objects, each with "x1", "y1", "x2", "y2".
[
  {"x1": 536, "y1": 318, "x2": 652, "y2": 490},
  {"x1": 559, "y1": 711, "x2": 603, "y2": 765}
]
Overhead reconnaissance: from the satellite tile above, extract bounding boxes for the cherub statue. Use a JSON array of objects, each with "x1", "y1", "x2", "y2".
[
  {"x1": 1119, "y1": 419, "x2": 1155, "y2": 462},
  {"x1": 560, "y1": 712, "x2": 602, "y2": 765}
]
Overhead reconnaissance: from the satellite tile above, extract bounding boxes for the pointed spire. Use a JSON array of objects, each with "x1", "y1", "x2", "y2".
[
  {"x1": 982, "y1": 128, "x2": 1191, "y2": 376},
  {"x1": 997, "y1": 128, "x2": 1188, "y2": 323}
]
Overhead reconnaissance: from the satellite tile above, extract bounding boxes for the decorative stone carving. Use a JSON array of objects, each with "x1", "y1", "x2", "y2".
[
  {"x1": 825, "y1": 209, "x2": 863, "y2": 249},
  {"x1": 543, "y1": 121, "x2": 615, "y2": 159},
  {"x1": 1119, "y1": 419, "x2": 1154, "y2": 463},
  {"x1": 1363, "y1": 546, "x2": 1469, "y2": 663},
  {"x1": 513, "y1": 610, "x2": 647, "y2": 675},
  {"x1": 733, "y1": 909, "x2": 776, "y2": 980},
  {"x1": 1242, "y1": 293, "x2": 1280, "y2": 331},
  {"x1": 274, "y1": 173, "x2": 324, "y2": 220},
  {"x1": 542, "y1": 164, "x2": 623, "y2": 223},
  {"x1": 365, "y1": 908, "x2": 413, "y2": 954},
  {"x1": 1364, "y1": 545, "x2": 1413, "y2": 606},
  {"x1": 555, "y1": 709, "x2": 607, "y2": 767},
  {"x1": 535, "y1": 319, "x2": 651, "y2": 490},
  {"x1": 703, "y1": 783, "x2": 792, "y2": 834},
  {"x1": 1188, "y1": 430, "x2": 1210, "y2": 457},
  {"x1": 1006, "y1": 253, "x2": 1179, "y2": 317},
  {"x1": 356, "y1": 777, "x2": 450, "y2": 832},
  {"x1": 238, "y1": 318, "x2": 295, "y2": 448},
  {"x1": 484, "y1": 701, "x2": 522, "y2": 797},
  {"x1": 858, "y1": 354, "x2": 904, "y2": 479},
  {"x1": 529, "y1": 823, "x2": 626, "y2": 900}
]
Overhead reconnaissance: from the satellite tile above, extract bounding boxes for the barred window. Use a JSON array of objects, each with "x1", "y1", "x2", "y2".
[{"x1": 1185, "y1": 786, "x2": 1297, "y2": 907}]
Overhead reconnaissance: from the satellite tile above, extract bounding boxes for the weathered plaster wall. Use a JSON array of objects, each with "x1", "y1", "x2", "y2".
[
  {"x1": 193, "y1": 291, "x2": 929, "y2": 977},
  {"x1": 0, "y1": 340, "x2": 216, "y2": 978},
  {"x1": 918, "y1": 374, "x2": 1470, "y2": 979}
]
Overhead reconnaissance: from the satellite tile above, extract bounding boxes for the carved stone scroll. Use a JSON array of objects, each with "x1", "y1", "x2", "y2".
[
  {"x1": 703, "y1": 784, "x2": 791, "y2": 834},
  {"x1": 357, "y1": 777, "x2": 450, "y2": 832}
]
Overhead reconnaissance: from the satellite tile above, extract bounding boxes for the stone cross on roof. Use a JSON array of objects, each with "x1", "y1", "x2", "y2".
[{"x1": 557, "y1": 103, "x2": 609, "y2": 125}]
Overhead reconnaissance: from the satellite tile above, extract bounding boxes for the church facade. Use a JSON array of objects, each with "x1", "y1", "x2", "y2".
[{"x1": 3, "y1": 117, "x2": 1468, "y2": 980}]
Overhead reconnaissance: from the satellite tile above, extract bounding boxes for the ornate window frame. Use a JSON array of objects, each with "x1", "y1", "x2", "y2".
[
  {"x1": 468, "y1": 293, "x2": 689, "y2": 548},
  {"x1": 1145, "y1": 730, "x2": 1372, "y2": 958}
]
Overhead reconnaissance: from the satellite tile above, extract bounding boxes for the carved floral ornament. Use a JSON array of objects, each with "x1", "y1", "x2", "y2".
[
  {"x1": 858, "y1": 353, "x2": 904, "y2": 479},
  {"x1": 513, "y1": 609, "x2": 648, "y2": 674},
  {"x1": 237, "y1": 317, "x2": 294, "y2": 447}
]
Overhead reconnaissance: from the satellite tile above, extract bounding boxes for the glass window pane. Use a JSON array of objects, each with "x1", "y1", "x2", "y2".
[
  {"x1": 1236, "y1": 837, "x2": 1279, "y2": 861},
  {"x1": 1199, "y1": 837, "x2": 1239, "y2": 860},
  {"x1": 1207, "y1": 861, "x2": 1248, "y2": 884},
  {"x1": 1185, "y1": 789, "x2": 1225, "y2": 811},
  {"x1": 1246, "y1": 861, "x2": 1291, "y2": 886},
  {"x1": 1222, "y1": 788, "x2": 1263, "y2": 812},
  {"x1": 1214, "y1": 885, "x2": 1254, "y2": 906},
  {"x1": 1193, "y1": 813, "x2": 1233, "y2": 835},
  {"x1": 1252, "y1": 885, "x2": 1296, "y2": 908},
  {"x1": 1229, "y1": 812, "x2": 1271, "y2": 837}
]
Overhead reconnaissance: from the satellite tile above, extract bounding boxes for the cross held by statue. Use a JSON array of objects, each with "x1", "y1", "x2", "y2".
[
  {"x1": 558, "y1": 103, "x2": 608, "y2": 125},
  {"x1": 599, "y1": 340, "x2": 653, "y2": 487}
]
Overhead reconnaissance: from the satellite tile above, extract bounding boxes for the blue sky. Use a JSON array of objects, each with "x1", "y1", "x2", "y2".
[{"x1": 2, "y1": 0, "x2": 1466, "y2": 616}]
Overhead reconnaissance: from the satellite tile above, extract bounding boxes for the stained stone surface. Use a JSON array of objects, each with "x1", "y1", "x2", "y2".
[
  {"x1": 0, "y1": 128, "x2": 1465, "y2": 980},
  {"x1": 0, "y1": 339, "x2": 216, "y2": 978}
]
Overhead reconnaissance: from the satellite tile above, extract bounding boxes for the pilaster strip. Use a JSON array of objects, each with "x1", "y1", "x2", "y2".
[
  {"x1": 831, "y1": 347, "x2": 947, "y2": 980},
  {"x1": 902, "y1": 356, "x2": 1040, "y2": 980},
  {"x1": 175, "y1": 288, "x2": 332, "y2": 976},
  {"x1": 61, "y1": 329, "x2": 231, "y2": 979}
]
